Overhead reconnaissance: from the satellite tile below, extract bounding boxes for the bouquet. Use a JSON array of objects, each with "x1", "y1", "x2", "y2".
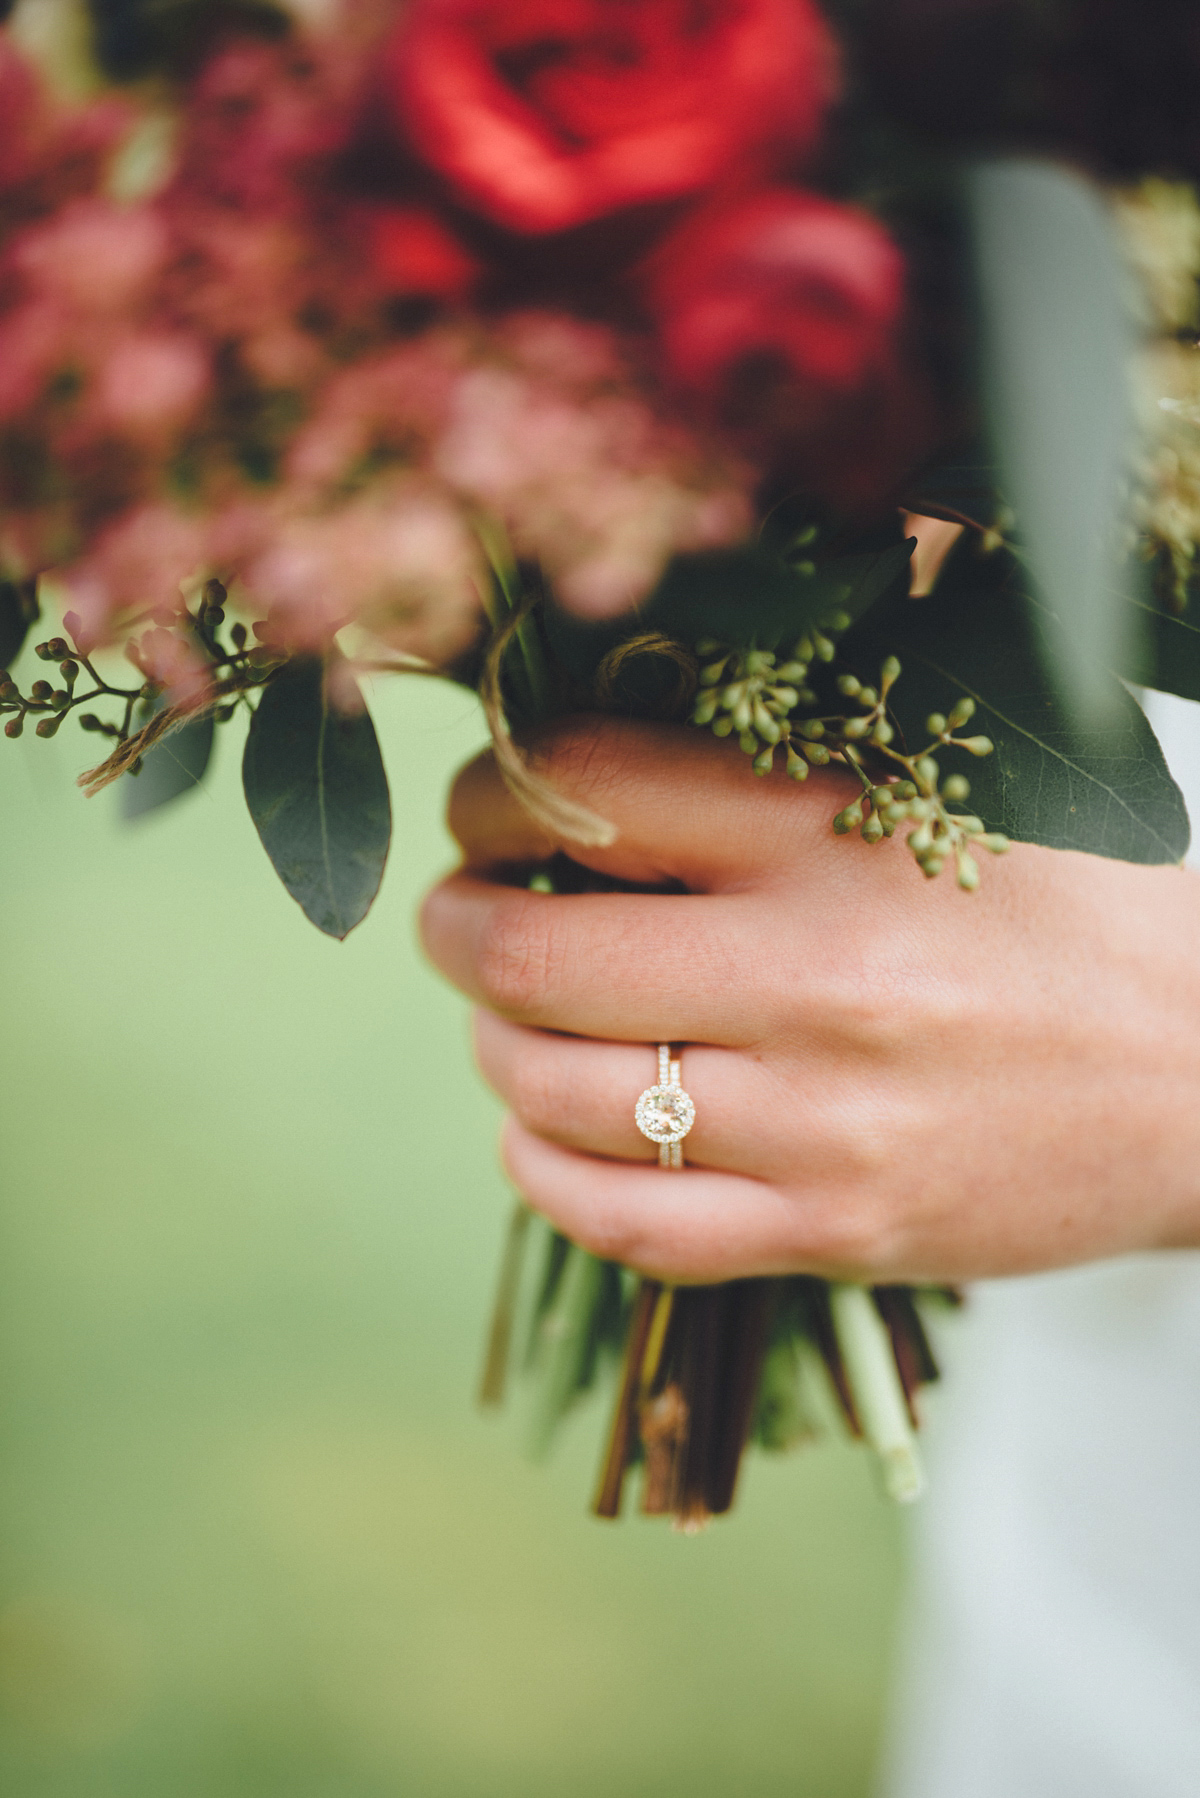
[{"x1": 2, "y1": 0, "x2": 1198, "y2": 1526}]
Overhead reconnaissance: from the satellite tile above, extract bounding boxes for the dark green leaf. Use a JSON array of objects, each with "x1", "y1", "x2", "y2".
[
  {"x1": 850, "y1": 547, "x2": 1190, "y2": 864},
  {"x1": 539, "y1": 538, "x2": 915, "y2": 710},
  {"x1": 901, "y1": 452, "x2": 1005, "y2": 531},
  {"x1": 969, "y1": 161, "x2": 1136, "y2": 722},
  {"x1": 121, "y1": 700, "x2": 214, "y2": 820},
  {"x1": 242, "y1": 656, "x2": 391, "y2": 939},
  {"x1": 1118, "y1": 583, "x2": 1200, "y2": 706},
  {"x1": 645, "y1": 540, "x2": 916, "y2": 650},
  {"x1": 0, "y1": 578, "x2": 40, "y2": 669}
]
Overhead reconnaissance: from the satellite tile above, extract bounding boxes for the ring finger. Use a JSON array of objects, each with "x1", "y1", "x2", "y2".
[{"x1": 473, "y1": 1009, "x2": 795, "y2": 1179}]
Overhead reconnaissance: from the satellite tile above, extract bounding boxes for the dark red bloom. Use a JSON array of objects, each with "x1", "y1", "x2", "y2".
[
  {"x1": 647, "y1": 188, "x2": 904, "y2": 396},
  {"x1": 646, "y1": 188, "x2": 923, "y2": 504},
  {"x1": 382, "y1": 0, "x2": 837, "y2": 236},
  {"x1": 364, "y1": 204, "x2": 481, "y2": 299}
]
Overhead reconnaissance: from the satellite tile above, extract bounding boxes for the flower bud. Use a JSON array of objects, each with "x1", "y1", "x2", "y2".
[
  {"x1": 753, "y1": 746, "x2": 775, "y2": 776},
  {"x1": 700, "y1": 660, "x2": 728, "y2": 686},
  {"x1": 753, "y1": 701, "x2": 781, "y2": 743},
  {"x1": 843, "y1": 716, "x2": 871, "y2": 739},
  {"x1": 770, "y1": 685, "x2": 799, "y2": 709},
  {"x1": 798, "y1": 719, "x2": 825, "y2": 740},
  {"x1": 920, "y1": 855, "x2": 945, "y2": 878},
  {"x1": 776, "y1": 661, "x2": 808, "y2": 682},
  {"x1": 786, "y1": 746, "x2": 809, "y2": 780},
  {"x1": 947, "y1": 697, "x2": 976, "y2": 728},
  {"x1": 909, "y1": 821, "x2": 934, "y2": 855},
  {"x1": 837, "y1": 673, "x2": 861, "y2": 697},
  {"x1": 959, "y1": 736, "x2": 994, "y2": 757},
  {"x1": 695, "y1": 638, "x2": 722, "y2": 657},
  {"x1": 35, "y1": 714, "x2": 63, "y2": 738},
  {"x1": 833, "y1": 802, "x2": 863, "y2": 834},
  {"x1": 739, "y1": 730, "x2": 758, "y2": 754},
  {"x1": 692, "y1": 690, "x2": 719, "y2": 725},
  {"x1": 0, "y1": 677, "x2": 16, "y2": 700},
  {"x1": 30, "y1": 680, "x2": 51, "y2": 702},
  {"x1": 861, "y1": 811, "x2": 884, "y2": 844},
  {"x1": 230, "y1": 623, "x2": 247, "y2": 650},
  {"x1": 827, "y1": 610, "x2": 851, "y2": 632},
  {"x1": 812, "y1": 632, "x2": 835, "y2": 662},
  {"x1": 977, "y1": 832, "x2": 1009, "y2": 854},
  {"x1": 893, "y1": 780, "x2": 918, "y2": 800},
  {"x1": 925, "y1": 711, "x2": 947, "y2": 736},
  {"x1": 59, "y1": 660, "x2": 78, "y2": 683},
  {"x1": 732, "y1": 695, "x2": 752, "y2": 732},
  {"x1": 859, "y1": 686, "x2": 878, "y2": 707},
  {"x1": 880, "y1": 655, "x2": 901, "y2": 686},
  {"x1": 794, "y1": 635, "x2": 814, "y2": 662},
  {"x1": 872, "y1": 720, "x2": 894, "y2": 745},
  {"x1": 802, "y1": 741, "x2": 830, "y2": 765},
  {"x1": 955, "y1": 849, "x2": 980, "y2": 891},
  {"x1": 712, "y1": 715, "x2": 733, "y2": 737},
  {"x1": 34, "y1": 641, "x2": 53, "y2": 661},
  {"x1": 78, "y1": 712, "x2": 102, "y2": 732},
  {"x1": 4, "y1": 716, "x2": 23, "y2": 738},
  {"x1": 941, "y1": 773, "x2": 970, "y2": 802},
  {"x1": 954, "y1": 815, "x2": 984, "y2": 834},
  {"x1": 916, "y1": 755, "x2": 939, "y2": 788}
]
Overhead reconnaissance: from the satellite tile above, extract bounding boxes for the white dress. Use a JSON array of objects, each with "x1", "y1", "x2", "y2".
[{"x1": 881, "y1": 689, "x2": 1200, "y2": 1798}]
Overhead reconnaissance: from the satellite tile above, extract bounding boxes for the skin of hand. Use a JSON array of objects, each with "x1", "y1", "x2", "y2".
[{"x1": 419, "y1": 714, "x2": 1200, "y2": 1285}]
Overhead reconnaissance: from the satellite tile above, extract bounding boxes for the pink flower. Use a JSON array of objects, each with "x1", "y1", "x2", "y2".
[
  {"x1": 93, "y1": 332, "x2": 210, "y2": 443},
  {"x1": 12, "y1": 199, "x2": 168, "y2": 316}
]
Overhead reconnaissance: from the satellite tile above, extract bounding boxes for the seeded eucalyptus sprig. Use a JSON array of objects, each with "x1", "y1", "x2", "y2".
[{"x1": 691, "y1": 638, "x2": 1011, "y2": 889}]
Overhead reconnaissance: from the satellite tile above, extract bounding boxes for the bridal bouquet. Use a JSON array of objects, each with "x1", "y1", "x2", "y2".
[{"x1": 2, "y1": 0, "x2": 1199, "y2": 1524}]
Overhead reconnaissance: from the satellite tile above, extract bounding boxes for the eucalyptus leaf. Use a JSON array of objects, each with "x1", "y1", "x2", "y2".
[
  {"x1": 850, "y1": 547, "x2": 1189, "y2": 864},
  {"x1": 242, "y1": 656, "x2": 392, "y2": 939},
  {"x1": 1118, "y1": 585, "x2": 1200, "y2": 706},
  {"x1": 540, "y1": 539, "x2": 915, "y2": 707},
  {"x1": 121, "y1": 699, "x2": 214, "y2": 820},
  {"x1": 968, "y1": 160, "x2": 1137, "y2": 724},
  {"x1": 0, "y1": 578, "x2": 40, "y2": 669}
]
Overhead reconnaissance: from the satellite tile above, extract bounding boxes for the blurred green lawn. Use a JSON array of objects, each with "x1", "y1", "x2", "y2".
[{"x1": 0, "y1": 666, "x2": 902, "y2": 1797}]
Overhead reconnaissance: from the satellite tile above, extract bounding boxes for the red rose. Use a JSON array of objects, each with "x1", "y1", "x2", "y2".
[
  {"x1": 646, "y1": 188, "x2": 926, "y2": 503},
  {"x1": 382, "y1": 0, "x2": 838, "y2": 236},
  {"x1": 646, "y1": 188, "x2": 904, "y2": 395}
]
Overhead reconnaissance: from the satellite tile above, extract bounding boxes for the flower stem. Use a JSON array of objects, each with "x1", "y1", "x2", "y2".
[{"x1": 828, "y1": 1283, "x2": 925, "y2": 1503}]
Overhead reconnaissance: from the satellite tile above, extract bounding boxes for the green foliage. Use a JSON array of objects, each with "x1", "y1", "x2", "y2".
[
  {"x1": 1119, "y1": 578, "x2": 1200, "y2": 705},
  {"x1": 646, "y1": 538, "x2": 916, "y2": 653},
  {"x1": 121, "y1": 700, "x2": 215, "y2": 820},
  {"x1": 849, "y1": 543, "x2": 1190, "y2": 865},
  {"x1": 242, "y1": 655, "x2": 392, "y2": 940},
  {"x1": 968, "y1": 160, "x2": 1136, "y2": 722},
  {"x1": 0, "y1": 578, "x2": 39, "y2": 670}
]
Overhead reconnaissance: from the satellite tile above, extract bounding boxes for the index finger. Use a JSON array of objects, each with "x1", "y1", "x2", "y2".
[{"x1": 449, "y1": 715, "x2": 862, "y2": 893}]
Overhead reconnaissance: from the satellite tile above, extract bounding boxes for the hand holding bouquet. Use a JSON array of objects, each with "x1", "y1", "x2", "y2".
[{"x1": 3, "y1": 0, "x2": 1200, "y2": 1525}]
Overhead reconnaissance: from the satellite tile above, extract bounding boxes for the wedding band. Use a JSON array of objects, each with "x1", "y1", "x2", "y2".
[{"x1": 635, "y1": 1044, "x2": 696, "y2": 1169}]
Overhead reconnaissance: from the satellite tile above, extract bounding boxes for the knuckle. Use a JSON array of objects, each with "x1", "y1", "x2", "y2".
[
  {"x1": 526, "y1": 715, "x2": 635, "y2": 811},
  {"x1": 475, "y1": 894, "x2": 556, "y2": 1015},
  {"x1": 507, "y1": 1048, "x2": 564, "y2": 1135},
  {"x1": 802, "y1": 1192, "x2": 905, "y2": 1277}
]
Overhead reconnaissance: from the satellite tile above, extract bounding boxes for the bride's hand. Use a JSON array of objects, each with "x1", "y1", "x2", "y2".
[{"x1": 420, "y1": 715, "x2": 1200, "y2": 1283}]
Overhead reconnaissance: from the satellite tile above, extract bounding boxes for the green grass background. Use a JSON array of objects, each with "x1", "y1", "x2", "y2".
[{"x1": 0, "y1": 665, "x2": 903, "y2": 1797}]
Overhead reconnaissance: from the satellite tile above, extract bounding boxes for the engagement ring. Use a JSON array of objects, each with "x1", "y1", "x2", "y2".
[{"x1": 635, "y1": 1044, "x2": 695, "y2": 1169}]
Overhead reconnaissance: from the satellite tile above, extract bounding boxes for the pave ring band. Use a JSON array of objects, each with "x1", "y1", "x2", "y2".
[{"x1": 635, "y1": 1045, "x2": 696, "y2": 1169}]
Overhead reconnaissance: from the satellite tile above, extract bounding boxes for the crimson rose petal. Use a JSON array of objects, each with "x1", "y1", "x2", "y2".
[{"x1": 383, "y1": 0, "x2": 838, "y2": 235}]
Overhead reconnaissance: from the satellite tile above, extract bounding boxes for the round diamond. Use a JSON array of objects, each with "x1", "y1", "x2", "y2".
[{"x1": 635, "y1": 1083, "x2": 696, "y2": 1145}]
